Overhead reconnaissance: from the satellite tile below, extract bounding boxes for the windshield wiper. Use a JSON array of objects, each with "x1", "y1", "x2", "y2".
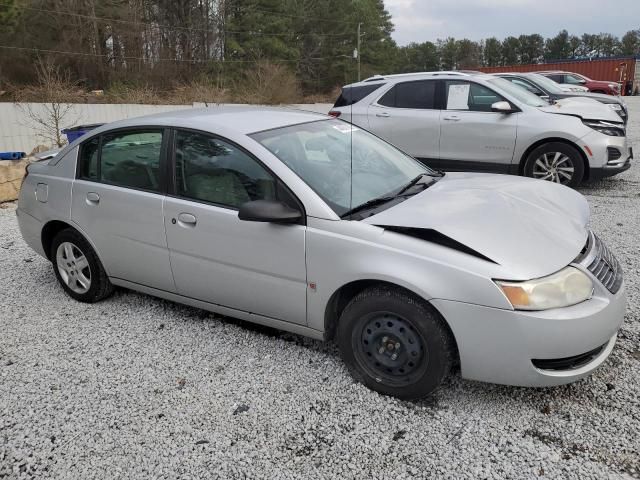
[
  {"x1": 340, "y1": 195, "x2": 398, "y2": 219},
  {"x1": 395, "y1": 173, "x2": 435, "y2": 196}
]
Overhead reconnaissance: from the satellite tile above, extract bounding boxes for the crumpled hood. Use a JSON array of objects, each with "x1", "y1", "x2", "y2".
[
  {"x1": 539, "y1": 98, "x2": 621, "y2": 122},
  {"x1": 364, "y1": 173, "x2": 590, "y2": 280}
]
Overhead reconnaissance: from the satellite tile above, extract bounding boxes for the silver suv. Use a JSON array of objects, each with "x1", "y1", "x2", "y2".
[
  {"x1": 17, "y1": 108, "x2": 625, "y2": 399},
  {"x1": 330, "y1": 72, "x2": 631, "y2": 187}
]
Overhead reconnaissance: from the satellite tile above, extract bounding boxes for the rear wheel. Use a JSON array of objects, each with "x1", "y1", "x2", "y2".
[
  {"x1": 51, "y1": 229, "x2": 114, "y2": 303},
  {"x1": 523, "y1": 142, "x2": 585, "y2": 187},
  {"x1": 337, "y1": 286, "x2": 455, "y2": 400}
]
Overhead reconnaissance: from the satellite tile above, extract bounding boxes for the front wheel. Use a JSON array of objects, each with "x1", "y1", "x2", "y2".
[
  {"x1": 523, "y1": 142, "x2": 585, "y2": 187},
  {"x1": 337, "y1": 286, "x2": 455, "y2": 400}
]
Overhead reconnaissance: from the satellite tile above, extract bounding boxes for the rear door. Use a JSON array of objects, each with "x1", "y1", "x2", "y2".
[
  {"x1": 438, "y1": 80, "x2": 518, "y2": 172},
  {"x1": 163, "y1": 129, "x2": 307, "y2": 325},
  {"x1": 71, "y1": 128, "x2": 175, "y2": 292},
  {"x1": 366, "y1": 80, "x2": 440, "y2": 160}
]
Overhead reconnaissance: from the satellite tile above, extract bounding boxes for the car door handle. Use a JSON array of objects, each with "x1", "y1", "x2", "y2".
[
  {"x1": 86, "y1": 192, "x2": 100, "y2": 204},
  {"x1": 376, "y1": 112, "x2": 391, "y2": 118},
  {"x1": 176, "y1": 213, "x2": 197, "y2": 227},
  {"x1": 443, "y1": 115, "x2": 461, "y2": 122}
]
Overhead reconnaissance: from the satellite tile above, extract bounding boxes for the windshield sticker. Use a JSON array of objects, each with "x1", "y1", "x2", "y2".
[
  {"x1": 333, "y1": 124, "x2": 360, "y2": 134},
  {"x1": 447, "y1": 84, "x2": 470, "y2": 110}
]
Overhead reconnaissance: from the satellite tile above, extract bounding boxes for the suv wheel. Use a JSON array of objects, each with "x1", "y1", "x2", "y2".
[
  {"x1": 337, "y1": 286, "x2": 455, "y2": 400},
  {"x1": 524, "y1": 142, "x2": 585, "y2": 187},
  {"x1": 51, "y1": 228, "x2": 114, "y2": 303}
]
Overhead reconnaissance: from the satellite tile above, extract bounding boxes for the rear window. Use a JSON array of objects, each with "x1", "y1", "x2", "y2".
[{"x1": 333, "y1": 83, "x2": 385, "y2": 107}]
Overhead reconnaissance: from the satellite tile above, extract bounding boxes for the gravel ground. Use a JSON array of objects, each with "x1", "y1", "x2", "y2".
[{"x1": 1, "y1": 99, "x2": 640, "y2": 480}]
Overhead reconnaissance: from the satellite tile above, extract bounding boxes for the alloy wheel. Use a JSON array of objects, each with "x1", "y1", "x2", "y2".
[
  {"x1": 56, "y1": 241, "x2": 91, "y2": 294},
  {"x1": 532, "y1": 152, "x2": 575, "y2": 184}
]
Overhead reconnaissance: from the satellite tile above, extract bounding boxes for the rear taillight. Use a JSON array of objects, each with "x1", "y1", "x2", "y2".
[{"x1": 328, "y1": 110, "x2": 341, "y2": 118}]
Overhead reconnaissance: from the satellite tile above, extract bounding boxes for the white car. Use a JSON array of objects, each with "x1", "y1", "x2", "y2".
[{"x1": 330, "y1": 72, "x2": 631, "y2": 187}]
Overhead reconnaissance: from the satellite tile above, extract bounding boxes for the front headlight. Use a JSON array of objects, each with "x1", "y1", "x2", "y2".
[
  {"x1": 608, "y1": 103, "x2": 623, "y2": 111},
  {"x1": 496, "y1": 267, "x2": 593, "y2": 311},
  {"x1": 582, "y1": 119, "x2": 625, "y2": 136}
]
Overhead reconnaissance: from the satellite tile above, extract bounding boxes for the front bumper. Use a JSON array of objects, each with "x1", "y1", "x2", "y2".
[
  {"x1": 433, "y1": 282, "x2": 625, "y2": 387},
  {"x1": 433, "y1": 232, "x2": 626, "y2": 388},
  {"x1": 580, "y1": 130, "x2": 632, "y2": 180}
]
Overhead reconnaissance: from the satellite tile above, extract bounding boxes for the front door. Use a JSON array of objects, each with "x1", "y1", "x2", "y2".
[
  {"x1": 438, "y1": 80, "x2": 518, "y2": 172},
  {"x1": 71, "y1": 128, "x2": 175, "y2": 292},
  {"x1": 163, "y1": 130, "x2": 307, "y2": 325}
]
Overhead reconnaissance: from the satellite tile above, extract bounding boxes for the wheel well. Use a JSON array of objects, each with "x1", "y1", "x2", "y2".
[
  {"x1": 41, "y1": 220, "x2": 74, "y2": 260},
  {"x1": 323, "y1": 280, "x2": 459, "y2": 363},
  {"x1": 519, "y1": 138, "x2": 590, "y2": 181}
]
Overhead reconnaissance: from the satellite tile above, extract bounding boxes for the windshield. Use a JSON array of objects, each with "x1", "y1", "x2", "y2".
[
  {"x1": 487, "y1": 77, "x2": 547, "y2": 107},
  {"x1": 526, "y1": 73, "x2": 565, "y2": 94},
  {"x1": 251, "y1": 119, "x2": 434, "y2": 216}
]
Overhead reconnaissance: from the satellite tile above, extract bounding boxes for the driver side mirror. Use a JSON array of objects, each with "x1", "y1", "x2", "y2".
[
  {"x1": 238, "y1": 200, "x2": 302, "y2": 224},
  {"x1": 491, "y1": 101, "x2": 516, "y2": 114}
]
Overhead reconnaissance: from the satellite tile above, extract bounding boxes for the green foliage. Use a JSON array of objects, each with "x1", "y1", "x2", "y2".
[{"x1": 621, "y1": 30, "x2": 640, "y2": 55}]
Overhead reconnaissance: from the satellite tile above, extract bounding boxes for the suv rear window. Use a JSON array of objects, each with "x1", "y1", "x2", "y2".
[{"x1": 333, "y1": 83, "x2": 385, "y2": 107}]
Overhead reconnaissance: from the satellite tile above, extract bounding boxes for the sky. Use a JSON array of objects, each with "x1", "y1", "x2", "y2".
[{"x1": 385, "y1": 0, "x2": 640, "y2": 46}]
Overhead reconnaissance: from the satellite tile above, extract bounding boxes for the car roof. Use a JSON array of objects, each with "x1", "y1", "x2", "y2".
[{"x1": 86, "y1": 106, "x2": 329, "y2": 136}]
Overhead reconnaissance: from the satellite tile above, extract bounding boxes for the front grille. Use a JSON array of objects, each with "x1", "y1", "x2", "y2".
[
  {"x1": 532, "y1": 343, "x2": 606, "y2": 371},
  {"x1": 586, "y1": 234, "x2": 623, "y2": 294}
]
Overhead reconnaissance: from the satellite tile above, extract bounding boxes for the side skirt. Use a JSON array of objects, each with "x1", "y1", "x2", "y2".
[{"x1": 110, "y1": 278, "x2": 325, "y2": 341}]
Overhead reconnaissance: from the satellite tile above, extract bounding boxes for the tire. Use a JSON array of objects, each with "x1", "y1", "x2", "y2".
[
  {"x1": 50, "y1": 228, "x2": 114, "y2": 303},
  {"x1": 523, "y1": 142, "x2": 585, "y2": 187},
  {"x1": 337, "y1": 286, "x2": 455, "y2": 400}
]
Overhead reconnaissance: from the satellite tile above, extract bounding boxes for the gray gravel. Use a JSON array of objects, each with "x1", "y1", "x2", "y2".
[{"x1": 2, "y1": 99, "x2": 640, "y2": 480}]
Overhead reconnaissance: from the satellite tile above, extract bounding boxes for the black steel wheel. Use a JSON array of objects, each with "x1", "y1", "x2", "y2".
[{"x1": 337, "y1": 286, "x2": 456, "y2": 400}]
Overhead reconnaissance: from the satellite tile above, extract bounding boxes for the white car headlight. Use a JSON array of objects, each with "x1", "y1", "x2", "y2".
[
  {"x1": 496, "y1": 267, "x2": 593, "y2": 311},
  {"x1": 608, "y1": 104, "x2": 623, "y2": 111}
]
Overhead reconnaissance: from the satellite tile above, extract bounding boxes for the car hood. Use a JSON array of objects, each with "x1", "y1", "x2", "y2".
[
  {"x1": 539, "y1": 97, "x2": 621, "y2": 122},
  {"x1": 560, "y1": 92, "x2": 623, "y2": 105},
  {"x1": 364, "y1": 173, "x2": 589, "y2": 280}
]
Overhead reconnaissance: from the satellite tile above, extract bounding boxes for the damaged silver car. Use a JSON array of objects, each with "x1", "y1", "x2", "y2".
[{"x1": 17, "y1": 108, "x2": 625, "y2": 399}]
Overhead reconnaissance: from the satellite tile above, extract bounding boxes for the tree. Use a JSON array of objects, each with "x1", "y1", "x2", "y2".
[
  {"x1": 483, "y1": 37, "x2": 502, "y2": 66},
  {"x1": 545, "y1": 30, "x2": 571, "y2": 59},
  {"x1": 438, "y1": 37, "x2": 458, "y2": 69},
  {"x1": 14, "y1": 59, "x2": 80, "y2": 147},
  {"x1": 517, "y1": 34, "x2": 544, "y2": 64},
  {"x1": 621, "y1": 30, "x2": 640, "y2": 55},
  {"x1": 502, "y1": 36, "x2": 520, "y2": 65},
  {"x1": 456, "y1": 39, "x2": 481, "y2": 69},
  {"x1": 394, "y1": 42, "x2": 438, "y2": 73}
]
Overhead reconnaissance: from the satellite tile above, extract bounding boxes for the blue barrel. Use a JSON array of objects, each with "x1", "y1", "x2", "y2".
[
  {"x1": 0, "y1": 151, "x2": 26, "y2": 160},
  {"x1": 61, "y1": 123, "x2": 104, "y2": 143}
]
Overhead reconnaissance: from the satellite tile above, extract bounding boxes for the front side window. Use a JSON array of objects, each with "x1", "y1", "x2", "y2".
[
  {"x1": 79, "y1": 130, "x2": 163, "y2": 192},
  {"x1": 252, "y1": 119, "x2": 434, "y2": 216},
  {"x1": 564, "y1": 74, "x2": 586, "y2": 84},
  {"x1": 175, "y1": 130, "x2": 278, "y2": 208},
  {"x1": 378, "y1": 80, "x2": 437, "y2": 109},
  {"x1": 445, "y1": 81, "x2": 506, "y2": 112}
]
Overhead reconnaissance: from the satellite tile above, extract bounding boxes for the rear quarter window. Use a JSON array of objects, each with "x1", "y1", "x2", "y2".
[{"x1": 333, "y1": 83, "x2": 385, "y2": 107}]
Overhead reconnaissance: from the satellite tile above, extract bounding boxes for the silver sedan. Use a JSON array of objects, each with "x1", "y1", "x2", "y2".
[{"x1": 17, "y1": 107, "x2": 625, "y2": 399}]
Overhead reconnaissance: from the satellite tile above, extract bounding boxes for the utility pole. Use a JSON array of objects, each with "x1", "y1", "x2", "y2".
[{"x1": 357, "y1": 22, "x2": 362, "y2": 81}]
